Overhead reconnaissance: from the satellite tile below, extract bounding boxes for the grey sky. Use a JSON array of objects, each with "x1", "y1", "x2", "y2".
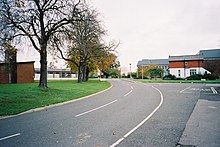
[
  {"x1": 90, "y1": 0, "x2": 220, "y2": 71},
  {"x1": 16, "y1": 0, "x2": 220, "y2": 72}
]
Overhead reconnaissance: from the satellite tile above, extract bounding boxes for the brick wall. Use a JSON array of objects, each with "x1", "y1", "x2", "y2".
[
  {"x1": 17, "y1": 62, "x2": 35, "y2": 83},
  {"x1": 0, "y1": 64, "x2": 9, "y2": 84},
  {"x1": 203, "y1": 59, "x2": 220, "y2": 78},
  {"x1": 169, "y1": 60, "x2": 203, "y2": 68}
]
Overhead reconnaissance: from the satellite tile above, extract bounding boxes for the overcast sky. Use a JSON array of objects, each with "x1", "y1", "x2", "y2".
[
  {"x1": 89, "y1": 0, "x2": 220, "y2": 71},
  {"x1": 17, "y1": 0, "x2": 220, "y2": 72}
]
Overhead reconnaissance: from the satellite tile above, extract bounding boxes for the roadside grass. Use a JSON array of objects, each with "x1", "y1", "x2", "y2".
[
  {"x1": 0, "y1": 79, "x2": 111, "y2": 116},
  {"x1": 133, "y1": 79, "x2": 220, "y2": 83}
]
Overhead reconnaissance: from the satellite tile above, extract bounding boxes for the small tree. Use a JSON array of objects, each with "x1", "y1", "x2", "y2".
[{"x1": 147, "y1": 67, "x2": 164, "y2": 79}]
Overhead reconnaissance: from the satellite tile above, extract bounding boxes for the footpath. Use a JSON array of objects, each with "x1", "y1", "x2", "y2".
[{"x1": 178, "y1": 85, "x2": 220, "y2": 147}]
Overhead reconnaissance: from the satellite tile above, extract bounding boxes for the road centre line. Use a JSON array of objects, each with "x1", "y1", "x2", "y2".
[
  {"x1": 0, "y1": 133, "x2": 21, "y2": 141},
  {"x1": 211, "y1": 87, "x2": 218, "y2": 94},
  {"x1": 124, "y1": 86, "x2": 133, "y2": 97},
  {"x1": 124, "y1": 90, "x2": 132, "y2": 97},
  {"x1": 75, "y1": 100, "x2": 118, "y2": 117},
  {"x1": 109, "y1": 86, "x2": 164, "y2": 147},
  {"x1": 180, "y1": 86, "x2": 191, "y2": 93}
]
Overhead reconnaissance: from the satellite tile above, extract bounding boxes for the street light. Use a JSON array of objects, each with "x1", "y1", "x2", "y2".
[
  {"x1": 129, "y1": 63, "x2": 132, "y2": 79},
  {"x1": 142, "y1": 63, "x2": 144, "y2": 80}
]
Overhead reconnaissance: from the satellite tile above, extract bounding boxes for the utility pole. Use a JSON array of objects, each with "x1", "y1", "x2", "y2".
[{"x1": 129, "y1": 63, "x2": 132, "y2": 79}]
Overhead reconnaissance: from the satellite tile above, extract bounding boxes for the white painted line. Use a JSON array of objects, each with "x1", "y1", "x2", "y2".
[
  {"x1": 0, "y1": 133, "x2": 21, "y2": 141},
  {"x1": 124, "y1": 90, "x2": 132, "y2": 97},
  {"x1": 109, "y1": 86, "x2": 164, "y2": 147},
  {"x1": 75, "y1": 100, "x2": 118, "y2": 117},
  {"x1": 131, "y1": 86, "x2": 134, "y2": 90},
  {"x1": 180, "y1": 86, "x2": 191, "y2": 93},
  {"x1": 211, "y1": 87, "x2": 218, "y2": 94}
]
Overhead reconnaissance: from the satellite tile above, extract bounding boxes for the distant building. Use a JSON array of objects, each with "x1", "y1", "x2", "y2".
[
  {"x1": 169, "y1": 49, "x2": 220, "y2": 78},
  {"x1": 34, "y1": 68, "x2": 77, "y2": 80},
  {"x1": 199, "y1": 49, "x2": 220, "y2": 78},
  {"x1": 169, "y1": 55, "x2": 209, "y2": 78},
  {"x1": 137, "y1": 59, "x2": 169, "y2": 77}
]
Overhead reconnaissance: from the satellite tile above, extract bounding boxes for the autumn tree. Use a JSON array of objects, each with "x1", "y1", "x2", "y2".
[
  {"x1": 138, "y1": 64, "x2": 164, "y2": 79},
  {"x1": 55, "y1": 6, "x2": 118, "y2": 82},
  {"x1": 97, "y1": 52, "x2": 119, "y2": 78},
  {"x1": 146, "y1": 65, "x2": 164, "y2": 79},
  {"x1": 0, "y1": 0, "x2": 84, "y2": 88}
]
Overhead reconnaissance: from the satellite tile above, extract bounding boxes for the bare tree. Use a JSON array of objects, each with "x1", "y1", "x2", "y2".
[{"x1": 0, "y1": 0, "x2": 83, "y2": 88}]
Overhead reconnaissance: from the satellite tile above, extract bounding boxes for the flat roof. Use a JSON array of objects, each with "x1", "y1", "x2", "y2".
[
  {"x1": 137, "y1": 59, "x2": 168, "y2": 67},
  {"x1": 199, "y1": 49, "x2": 220, "y2": 59},
  {"x1": 35, "y1": 68, "x2": 71, "y2": 72},
  {"x1": 169, "y1": 55, "x2": 203, "y2": 61},
  {"x1": 0, "y1": 61, "x2": 35, "y2": 65}
]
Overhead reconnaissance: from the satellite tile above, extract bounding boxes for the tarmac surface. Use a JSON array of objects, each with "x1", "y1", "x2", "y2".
[
  {"x1": 178, "y1": 84, "x2": 220, "y2": 147},
  {"x1": 0, "y1": 80, "x2": 219, "y2": 147}
]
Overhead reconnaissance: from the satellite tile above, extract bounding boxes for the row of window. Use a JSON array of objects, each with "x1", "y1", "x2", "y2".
[{"x1": 178, "y1": 69, "x2": 197, "y2": 77}]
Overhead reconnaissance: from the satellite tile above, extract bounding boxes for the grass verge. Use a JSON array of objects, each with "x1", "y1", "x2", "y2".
[{"x1": 0, "y1": 79, "x2": 111, "y2": 116}]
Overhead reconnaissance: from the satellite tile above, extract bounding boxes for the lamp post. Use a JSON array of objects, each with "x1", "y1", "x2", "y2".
[
  {"x1": 129, "y1": 63, "x2": 132, "y2": 79},
  {"x1": 142, "y1": 63, "x2": 144, "y2": 80}
]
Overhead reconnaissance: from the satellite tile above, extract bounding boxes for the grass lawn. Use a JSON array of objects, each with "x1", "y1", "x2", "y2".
[
  {"x1": 134, "y1": 79, "x2": 220, "y2": 83},
  {"x1": 0, "y1": 79, "x2": 111, "y2": 116}
]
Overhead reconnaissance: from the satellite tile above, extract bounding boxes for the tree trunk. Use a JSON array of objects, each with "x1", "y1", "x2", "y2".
[
  {"x1": 38, "y1": 48, "x2": 48, "y2": 89},
  {"x1": 85, "y1": 67, "x2": 89, "y2": 81},
  {"x1": 77, "y1": 64, "x2": 83, "y2": 83}
]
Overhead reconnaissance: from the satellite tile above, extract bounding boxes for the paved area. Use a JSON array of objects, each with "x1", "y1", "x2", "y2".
[
  {"x1": 0, "y1": 80, "x2": 219, "y2": 147},
  {"x1": 178, "y1": 84, "x2": 220, "y2": 147}
]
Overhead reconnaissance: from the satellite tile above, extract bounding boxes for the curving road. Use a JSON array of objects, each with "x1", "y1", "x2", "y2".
[{"x1": 0, "y1": 79, "x2": 219, "y2": 147}]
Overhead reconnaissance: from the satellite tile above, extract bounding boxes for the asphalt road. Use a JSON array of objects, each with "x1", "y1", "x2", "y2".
[{"x1": 0, "y1": 80, "x2": 219, "y2": 147}]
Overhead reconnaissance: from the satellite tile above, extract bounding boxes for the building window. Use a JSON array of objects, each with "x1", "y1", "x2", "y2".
[
  {"x1": 178, "y1": 70, "x2": 181, "y2": 77},
  {"x1": 190, "y1": 69, "x2": 197, "y2": 76}
]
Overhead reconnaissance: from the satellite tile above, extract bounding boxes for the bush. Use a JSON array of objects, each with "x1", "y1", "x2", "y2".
[
  {"x1": 163, "y1": 74, "x2": 176, "y2": 80},
  {"x1": 186, "y1": 74, "x2": 203, "y2": 80},
  {"x1": 186, "y1": 74, "x2": 216, "y2": 80},
  {"x1": 203, "y1": 73, "x2": 216, "y2": 80}
]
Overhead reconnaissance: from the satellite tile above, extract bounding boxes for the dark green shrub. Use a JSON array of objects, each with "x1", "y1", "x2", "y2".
[
  {"x1": 163, "y1": 74, "x2": 176, "y2": 80},
  {"x1": 186, "y1": 74, "x2": 203, "y2": 80},
  {"x1": 203, "y1": 73, "x2": 216, "y2": 80}
]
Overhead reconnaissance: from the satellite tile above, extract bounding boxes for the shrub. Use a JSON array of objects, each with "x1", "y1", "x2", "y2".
[
  {"x1": 203, "y1": 73, "x2": 216, "y2": 80},
  {"x1": 163, "y1": 74, "x2": 176, "y2": 80},
  {"x1": 186, "y1": 74, "x2": 216, "y2": 80},
  {"x1": 186, "y1": 74, "x2": 203, "y2": 80}
]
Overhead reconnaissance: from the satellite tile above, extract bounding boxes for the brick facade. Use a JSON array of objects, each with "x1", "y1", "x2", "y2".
[
  {"x1": 0, "y1": 61, "x2": 35, "y2": 84},
  {"x1": 169, "y1": 60, "x2": 203, "y2": 68},
  {"x1": 0, "y1": 64, "x2": 9, "y2": 84},
  {"x1": 17, "y1": 62, "x2": 35, "y2": 83}
]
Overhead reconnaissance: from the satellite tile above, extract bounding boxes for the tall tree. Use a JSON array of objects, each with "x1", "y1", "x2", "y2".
[
  {"x1": 0, "y1": 0, "x2": 83, "y2": 88},
  {"x1": 55, "y1": 6, "x2": 117, "y2": 82}
]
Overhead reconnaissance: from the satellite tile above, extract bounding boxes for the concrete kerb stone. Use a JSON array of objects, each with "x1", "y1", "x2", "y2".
[{"x1": 0, "y1": 82, "x2": 113, "y2": 120}]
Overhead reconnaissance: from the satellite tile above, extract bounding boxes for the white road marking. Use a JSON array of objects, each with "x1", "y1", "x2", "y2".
[
  {"x1": 180, "y1": 86, "x2": 191, "y2": 93},
  {"x1": 0, "y1": 133, "x2": 21, "y2": 141},
  {"x1": 211, "y1": 87, "x2": 218, "y2": 94},
  {"x1": 124, "y1": 86, "x2": 133, "y2": 97},
  {"x1": 109, "y1": 86, "x2": 164, "y2": 147},
  {"x1": 75, "y1": 100, "x2": 118, "y2": 117},
  {"x1": 124, "y1": 90, "x2": 132, "y2": 97}
]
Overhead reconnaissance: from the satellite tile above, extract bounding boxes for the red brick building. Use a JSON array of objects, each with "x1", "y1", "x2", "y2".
[
  {"x1": 169, "y1": 55, "x2": 209, "y2": 78},
  {"x1": 169, "y1": 49, "x2": 220, "y2": 78},
  {"x1": 0, "y1": 61, "x2": 35, "y2": 84}
]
